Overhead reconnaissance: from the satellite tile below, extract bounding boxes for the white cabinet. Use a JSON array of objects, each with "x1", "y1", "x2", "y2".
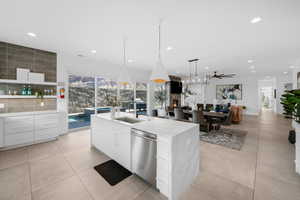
[
  {"x1": 5, "y1": 132, "x2": 34, "y2": 146},
  {"x1": 92, "y1": 118, "x2": 115, "y2": 159},
  {"x1": 35, "y1": 114, "x2": 58, "y2": 130},
  {"x1": 4, "y1": 116, "x2": 35, "y2": 146},
  {"x1": 157, "y1": 139, "x2": 171, "y2": 197},
  {"x1": 5, "y1": 116, "x2": 34, "y2": 134},
  {"x1": 35, "y1": 127, "x2": 59, "y2": 141},
  {"x1": 156, "y1": 126, "x2": 200, "y2": 200},
  {"x1": 114, "y1": 124, "x2": 131, "y2": 170},
  {"x1": 0, "y1": 112, "x2": 62, "y2": 149},
  {"x1": 91, "y1": 116, "x2": 131, "y2": 171}
]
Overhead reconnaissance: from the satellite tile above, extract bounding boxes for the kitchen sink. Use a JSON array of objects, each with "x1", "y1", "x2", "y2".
[{"x1": 115, "y1": 117, "x2": 141, "y2": 124}]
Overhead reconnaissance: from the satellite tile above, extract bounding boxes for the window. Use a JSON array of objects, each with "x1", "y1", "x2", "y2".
[
  {"x1": 68, "y1": 74, "x2": 95, "y2": 129},
  {"x1": 136, "y1": 82, "x2": 147, "y2": 115},
  {"x1": 154, "y1": 84, "x2": 166, "y2": 109},
  {"x1": 68, "y1": 75, "x2": 95, "y2": 114},
  {"x1": 119, "y1": 84, "x2": 134, "y2": 113},
  {"x1": 68, "y1": 74, "x2": 149, "y2": 129},
  {"x1": 97, "y1": 78, "x2": 118, "y2": 107}
]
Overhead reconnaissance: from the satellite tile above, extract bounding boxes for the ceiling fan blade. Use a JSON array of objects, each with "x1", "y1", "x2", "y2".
[{"x1": 222, "y1": 74, "x2": 235, "y2": 77}]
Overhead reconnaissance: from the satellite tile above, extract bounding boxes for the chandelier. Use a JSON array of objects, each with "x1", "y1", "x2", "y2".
[{"x1": 182, "y1": 59, "x2": 209, "y2": 85}]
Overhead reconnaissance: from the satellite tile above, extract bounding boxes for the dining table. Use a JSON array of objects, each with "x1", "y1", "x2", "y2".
[{"x1": 182, "y1": 110, "x2": 229, "y2": 118}]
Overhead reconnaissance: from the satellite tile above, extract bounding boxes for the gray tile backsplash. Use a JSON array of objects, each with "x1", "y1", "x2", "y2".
[
  {"x1": 0, "y1": 41, "x2": 57, "y2": 113},
  {"x1": 0, "y1": 98, "x2": 57, "y2": 113},
  {"x1": 0, "y1": 41, "x2": 56, "y2": 82}
]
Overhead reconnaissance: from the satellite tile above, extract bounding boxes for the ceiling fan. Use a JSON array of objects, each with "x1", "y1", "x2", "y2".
[{"x1": 210, "y1": 71, "x2": 236, "y2": 79}]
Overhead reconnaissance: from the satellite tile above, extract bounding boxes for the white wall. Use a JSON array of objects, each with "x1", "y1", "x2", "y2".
[
  {"x1": 205, "y1": 77, "x2": 260, "y2": 115},
  {"x1": 293, "y1": 67, "x2": 300, "y2": 89},
  {"x1": 275, "y1": 74, "x2": 292, "y2": 114},
  {"x1": 56, "y1": 54, "x2": 69, "y2": 134}
]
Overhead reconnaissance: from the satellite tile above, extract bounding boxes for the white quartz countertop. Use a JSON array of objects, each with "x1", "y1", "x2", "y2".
[
  {"x1": 0, "y1": 110, "x2": 59, "y2": 117},
  {"x1": 93, "y1": 112, "x2": 198, "y2": 138},
  {"x1": 93, "y1": 112, "x2": 148, "y2": 121},
  {"x1": 132, "y1": 117, "x2": 198, "y2": 138}
]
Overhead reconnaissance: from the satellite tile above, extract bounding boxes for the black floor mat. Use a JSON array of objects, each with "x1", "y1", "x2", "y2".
[{"x1": 94, "y1": 160, "x2": 132, "y2": 186}]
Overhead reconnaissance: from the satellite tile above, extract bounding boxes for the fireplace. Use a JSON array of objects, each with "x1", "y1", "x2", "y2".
[
  {"x1": 172, "y1": 99, "x2": 179, "y2": 108},
  {"x1": 166, "y1": 75, "x2": 182, "y2": 110}
]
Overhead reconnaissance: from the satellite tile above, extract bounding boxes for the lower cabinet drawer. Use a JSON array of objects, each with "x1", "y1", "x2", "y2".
[
  {"x1": 35, "y1": 128, "x2": 59, "y2": 141},
  {"x1": 35, "y1": 122, "x2": 59, "y2": 130},
  {"x1": 5, "y1": 116, "x2": 34, "y2": 135},
  {"x1": 157, "y1": 179, "x2": 169, "y2": 197},
  {"x1": 5, "y1": 132, "x2": 34, "y2": 146}
]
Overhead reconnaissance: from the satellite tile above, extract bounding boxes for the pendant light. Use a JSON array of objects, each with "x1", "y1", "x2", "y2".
[
  {"x1": 118, "y1": 36, "x2": 131, "y2": 85},
  {"x1": 150, "y1": 20, "x2": 170, "y2": 83}
]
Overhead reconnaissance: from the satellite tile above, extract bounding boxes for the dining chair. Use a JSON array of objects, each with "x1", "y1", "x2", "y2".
[
  {"x1": 192, "y1": 110, "x2": 200, "y2": 123},
  {"x1": 205, "y1": 104, "x2": 214, "y2": 111},
  {"x1": 197, "y1": 104, "x2": 204, "y2": 111},
  {"x1": 174, "y1": 108, "x2": 187, "y2": 121},
  {"x1": 222, "y1": 109, "x2": 234, "y2": 125},
  {"x1": 198, "y1": 110, "x2": 210, "y2": 132}
]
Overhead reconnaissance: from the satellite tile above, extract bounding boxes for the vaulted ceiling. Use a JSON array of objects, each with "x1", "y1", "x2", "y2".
[{"x1": 0, "y1": 0, "x2": 299, "y2": 78}]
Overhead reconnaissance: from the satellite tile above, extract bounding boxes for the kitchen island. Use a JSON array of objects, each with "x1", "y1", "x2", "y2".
[{"x1": 91, "y1": 112, "x2": 199, "y2": 200}]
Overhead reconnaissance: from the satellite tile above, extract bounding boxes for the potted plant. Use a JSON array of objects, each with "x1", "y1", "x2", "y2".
[
  {"x1": 155, "y1": 86, "x2": 167, "y2": 117},
  {"x1": 280, "y1": 90, "x2": 295, "y2": 118},
  {"x1": 281, "y1": 89, "x2": 300, "y2": 144},
  {"x1": 291, "y1": 90, "x2": 300, "y2": 122}
]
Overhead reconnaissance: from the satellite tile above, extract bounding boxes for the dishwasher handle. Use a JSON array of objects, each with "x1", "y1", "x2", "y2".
[{"x1": 131, "y1": 129, "x2": 157, "y2": 142}]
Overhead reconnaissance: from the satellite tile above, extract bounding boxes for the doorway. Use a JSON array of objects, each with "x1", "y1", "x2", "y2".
[{"x1": 260, "y1": 86, "x2": 274, "y2": 110}]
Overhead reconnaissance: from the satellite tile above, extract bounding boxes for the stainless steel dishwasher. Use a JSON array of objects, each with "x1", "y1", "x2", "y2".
[{"x1": 131, "y1": 128, "x2": 157, "y2": 186}]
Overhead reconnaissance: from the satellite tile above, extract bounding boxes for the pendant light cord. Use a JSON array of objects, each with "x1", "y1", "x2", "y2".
[
  {"x1": 158, "y1": 19, "x2": 162, "y2": 61},
  {"x1": 123, "y1": 36, "x2": 127, "y2": 66}
]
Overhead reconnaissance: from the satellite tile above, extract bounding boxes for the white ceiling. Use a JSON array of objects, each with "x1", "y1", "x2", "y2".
[{"x1": 0, "y1": 0, "x2": 299, "y2": 78}]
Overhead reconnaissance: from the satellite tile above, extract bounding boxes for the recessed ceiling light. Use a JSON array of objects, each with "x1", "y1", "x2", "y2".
[
  {"x1": 27, "y1": 32, "x2": 37, "y2": 37},
  {"x1": 166, "y1": 46, "x2": 173, "y2": 51},
  {"x1": 251, "y1": 70, "x2": 256, "y2": 73},
  {"x1": 249, "y1": 65, "x2": 255, "y2": 69},
  {"x1": 205, "y1": 66, "x2": 209, "y2": 70},
  {"x1": 289, "y1": 65, "x2": 295, "y2": 69},
  {"x1": 251, "y1": 17, "x2": 262, "y2": 24},
  {"x1": 283, "y1": 71, "x2": 288, "y2": 74},
  {"x1": 91, "y1": 50, "x2": 97, "y2": 54},
  {"x1": 127, "y1": 59, "x2": 133, "y2": 63},
  {"x1": 247, "y1": 60, "x2": 253, "y2": 63}
]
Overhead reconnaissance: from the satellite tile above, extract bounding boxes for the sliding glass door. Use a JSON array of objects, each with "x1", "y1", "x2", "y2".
[
  {"x1": 68, "y1": 74, "x2": 148, "y2": 130},
  {"x1": 68, "y1": 74, "x2": 95, "y2": 129}
]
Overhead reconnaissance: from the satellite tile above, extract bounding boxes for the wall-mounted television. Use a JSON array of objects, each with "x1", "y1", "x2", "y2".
[{"x1": 170, "y1": 81, "x2": 182, "y2": 94}]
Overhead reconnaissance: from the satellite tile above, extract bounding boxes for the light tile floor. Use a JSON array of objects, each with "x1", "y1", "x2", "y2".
[{"x1": 0, "y1": 110, "x2": 300, "y2": 200}]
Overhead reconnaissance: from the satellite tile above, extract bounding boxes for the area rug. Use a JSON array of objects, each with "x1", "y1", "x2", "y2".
[{"x1": 199, "y1": 128, "x2": 247, "y2": 150}]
